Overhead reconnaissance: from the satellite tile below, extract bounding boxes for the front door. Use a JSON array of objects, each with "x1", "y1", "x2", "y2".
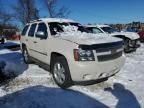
[{"x1": 33, "y1": 22, "x2": 49, "y2": 63}]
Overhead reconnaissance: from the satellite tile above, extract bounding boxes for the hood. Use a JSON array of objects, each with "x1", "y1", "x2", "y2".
[
  {"x1": 111, "y1": 31, "x2": 140, "y2": 40},
  {"x1": 58, "y1": 32, "x2": 123, "y2": 45}
]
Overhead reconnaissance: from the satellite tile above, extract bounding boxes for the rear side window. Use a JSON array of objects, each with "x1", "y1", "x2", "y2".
[
  {"x1": 28, "y1": 24, "x2": 37, "y2": 37},
  {"x1": 22, "y1": 25, "x2": 29, "y2": 36}
]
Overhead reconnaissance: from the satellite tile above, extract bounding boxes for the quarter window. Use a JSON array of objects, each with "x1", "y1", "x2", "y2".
[
  {"x1": 22, "y1": 25, "x2": 29, "y2": 36},
  {"x1": 28, "y1": 24, "x2": 37, "y2": 37}
]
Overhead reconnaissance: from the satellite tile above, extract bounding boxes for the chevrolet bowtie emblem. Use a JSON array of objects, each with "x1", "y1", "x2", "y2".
[{"x1": 111, "y1": 49, "x2": 117, "y2": 54}]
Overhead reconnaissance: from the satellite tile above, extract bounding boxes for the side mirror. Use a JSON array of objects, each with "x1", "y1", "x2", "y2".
[{"x1": 35, "y1": 31, "x2": 47, "y2": 39}]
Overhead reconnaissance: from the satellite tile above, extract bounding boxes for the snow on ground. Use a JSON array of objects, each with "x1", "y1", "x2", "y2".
[{"x1": 0, "y1": 41, "x2": 144, "y2": 108}]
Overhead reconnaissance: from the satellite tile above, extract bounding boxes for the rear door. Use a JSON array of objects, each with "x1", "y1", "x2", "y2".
[
  {"x1": 21, "y1": 25, "x2": 30, "y2": 46},
  {"x1": 27, "y1": 23, "x2": 38, "y2": 58}
]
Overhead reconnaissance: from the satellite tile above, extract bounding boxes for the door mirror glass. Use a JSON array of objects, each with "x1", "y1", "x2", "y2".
[{"x1": 36, "y1": 31, "x2": 46, "y2": 39}]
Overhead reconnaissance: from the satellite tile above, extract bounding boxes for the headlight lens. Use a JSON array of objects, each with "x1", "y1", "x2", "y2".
[
  {"x1": 74, "y1": 49, "x2": 95, "y2": 61},
  {"x1": 129, "y1": 40, "x2": 135, "y2": 46}
]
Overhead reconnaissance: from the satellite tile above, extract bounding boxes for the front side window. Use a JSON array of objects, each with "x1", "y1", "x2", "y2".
[
  {"x1": 36, "y1": 23, "x2": 48, "y2": 39},
  {"x1": 49, "y1": 22, "x2": 64, "y2": 35},
  {"x1": 28, "y1": 24, "x2": 37, "y2": 37}
]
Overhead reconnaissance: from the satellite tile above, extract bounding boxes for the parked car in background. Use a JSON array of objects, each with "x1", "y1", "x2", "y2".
[
  {"x1": 85, "y1": 25, "x2": 140, "y2": 52},
  {"x1": 10, "y1": 32, "x2": 21, "y2": 41},
  {"x1": 123, "y1": 27, "x2": 144, "y2": 43},
  {"x1": 138, "y1": 31, "x2": 144, "y2": 42},
  {"x1": 20, "y1": 18, "x2": 125, "y2": 88}
]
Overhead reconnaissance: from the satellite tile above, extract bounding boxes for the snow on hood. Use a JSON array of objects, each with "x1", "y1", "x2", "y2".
[
  {"x1": 111, "y1": 31, "x2": 140, "y2": 40},
  {"x1": 55, "y1": 25, "x2": 122, "y2": 45}
]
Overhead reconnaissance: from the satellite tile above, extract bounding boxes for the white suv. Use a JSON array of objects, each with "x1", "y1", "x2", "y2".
[{"x1": 20, "y1": 18, "x2": 125, "y2": 88}]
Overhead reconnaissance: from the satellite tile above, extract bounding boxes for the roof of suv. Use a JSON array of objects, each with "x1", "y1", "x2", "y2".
[{"x1": 29, "y1": 18, "x2": 76, "y2": 24}]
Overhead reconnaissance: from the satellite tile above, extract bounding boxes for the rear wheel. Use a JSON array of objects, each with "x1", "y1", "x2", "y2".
[
  {"x1": 22, "y1": 46, "x2": 31, "y2": 64},
  {"x1": 51, "y1": 56, "x2": 73, "y2": 89}
]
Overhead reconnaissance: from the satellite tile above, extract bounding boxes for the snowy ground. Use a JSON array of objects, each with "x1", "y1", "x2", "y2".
[{"x1": 0, "y1": 41, "x2": 143, "y2": 108}]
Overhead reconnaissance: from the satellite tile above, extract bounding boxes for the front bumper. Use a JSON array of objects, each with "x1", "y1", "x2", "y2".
[
  {"x1": 126, "y1": 39, "x2": 140, "y2": 52},
  {"x1": 69, "y1": 54, "x2": 125, "y2": 82},
  {"x1": 130, "y1": 39, "x2": 140, "y2": 47}
]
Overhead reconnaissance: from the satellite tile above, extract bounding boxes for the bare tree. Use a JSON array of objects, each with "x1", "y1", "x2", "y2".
[
  {"x1": 12, "y1": 0, "x2": 39, "y2": 25},
  {"x1": 44, "y1": 0, "x2": 70, "y2": 18},
  {"x1": 0, "y1": 13, "x2": 13, "y2": 24},
  {"x1": 0, "y1": 1, "x2": 13, "y2": 24}
]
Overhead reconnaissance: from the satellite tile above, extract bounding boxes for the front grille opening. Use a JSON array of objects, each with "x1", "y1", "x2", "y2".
[{"x1": 97, "y1": 51, "x2": 122, "y2": 62}]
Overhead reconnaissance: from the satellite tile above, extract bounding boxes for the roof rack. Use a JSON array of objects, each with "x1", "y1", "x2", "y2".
[
  {"x1": 29, "y1": 19, "x2": 42, "y2": 23},
  {"x1": 28, "y1": 18, "x2": 76, "y2": 23}
]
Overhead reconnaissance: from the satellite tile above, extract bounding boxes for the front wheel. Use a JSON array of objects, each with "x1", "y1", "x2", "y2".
[{"x1": 51, "y1": 56, "x2": 73, "y2": 89}]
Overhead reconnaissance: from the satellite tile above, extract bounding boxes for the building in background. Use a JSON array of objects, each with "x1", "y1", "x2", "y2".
[{"x1": 0, "y1": 24, "x2": 20, "y2": 40}]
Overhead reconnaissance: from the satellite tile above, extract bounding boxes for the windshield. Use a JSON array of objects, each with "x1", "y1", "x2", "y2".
[
  {"x1": 48, "y1": 22, "x2": 90, "y2": 35},
  {"x1": 86, "y1": 27, "x2": 103, "y2": 34},
  {"x1": 101, "y1": 27, "x2": 117, "y2": 34}
]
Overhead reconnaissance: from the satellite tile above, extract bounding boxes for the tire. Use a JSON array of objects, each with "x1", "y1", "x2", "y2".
[
  {"x1": 124, "y1": 39, "x2": 130, "y2": 52},
  {"x1": 1, "y1": 38, "x2": 5, "y2": 44},
  {"x1": 51, "y1": 56, "x2": 73, "y2": 89},
  {"x1": 22, "y1": 46, "x2": 31, "y2": 64}
]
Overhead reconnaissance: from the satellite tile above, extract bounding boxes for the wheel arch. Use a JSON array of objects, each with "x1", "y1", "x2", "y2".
[
  {"x1": 21, "y1": 43, "x2": 26, "y2": 49},
  {"x1": 50, "y1": 52, "x2": 68, "y2": 71}
]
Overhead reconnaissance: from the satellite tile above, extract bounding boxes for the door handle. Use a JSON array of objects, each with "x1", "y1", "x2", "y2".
[{"x1": 33, "y1": 41, "x2": 37, "y2": 43}]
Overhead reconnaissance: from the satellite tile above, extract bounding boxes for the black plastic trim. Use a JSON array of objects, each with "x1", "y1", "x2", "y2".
[{"x1": 79, "y1": 41, "x2": 123, "y2": 50}]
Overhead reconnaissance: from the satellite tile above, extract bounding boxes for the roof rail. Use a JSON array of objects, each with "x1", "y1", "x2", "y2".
[{"x1": 29, "y1": 19, "x2": 42, "y2": 23}]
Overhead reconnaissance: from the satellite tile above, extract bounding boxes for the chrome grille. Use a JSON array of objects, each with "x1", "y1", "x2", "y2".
[{"x1": 96, "y1": 45, "x2": 123, "y2": 62}]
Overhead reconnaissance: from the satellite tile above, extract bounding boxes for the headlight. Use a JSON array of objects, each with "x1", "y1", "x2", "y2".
[
  {"x1": 136, "y1": 40, "x2": 140, "y2": 45},
  {"x1": 74, "y1": 48, "x2": 95, "y2": 61},
  {"x1": 129, "y1": 40, "x2": 135, "y2": 46}
]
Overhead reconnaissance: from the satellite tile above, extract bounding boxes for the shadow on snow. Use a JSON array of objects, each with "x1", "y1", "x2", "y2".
[
  {"x1": 0, "y1": 41, "x2": 20, "y2": 51},
  {"x1": 0, "y1": 85, "x2": 109, "y2": 108},
  {"x1": 105, "y1": 83, "x2": 141, "y2": 108}
]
